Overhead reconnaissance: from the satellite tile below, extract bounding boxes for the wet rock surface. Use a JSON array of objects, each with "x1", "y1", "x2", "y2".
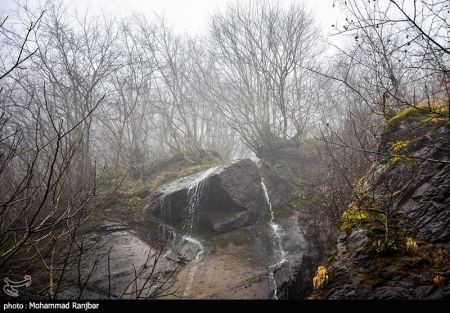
[
  {"x1": 148, "y1": 159, "x2": 266, "y2": 234},
  {"x1": 62, "y1": 222, "x2": 162, "y2": 299},
  {"x1": 64, "y1": 217, "x2": 310, "y2": 300}
]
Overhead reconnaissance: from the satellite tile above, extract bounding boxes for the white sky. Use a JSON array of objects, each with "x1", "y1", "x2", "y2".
[{"x1": 0, "y1": 0, "x2": 345, "y2": 36}]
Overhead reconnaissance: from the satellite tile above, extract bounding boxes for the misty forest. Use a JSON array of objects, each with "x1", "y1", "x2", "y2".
[{"x1": 0, "y1": 0, "x2": 449, "y2": 300}]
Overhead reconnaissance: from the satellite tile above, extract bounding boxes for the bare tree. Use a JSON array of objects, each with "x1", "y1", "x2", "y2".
[
  {"x1": 199, "y1": 0, "x2": 321, "y2": 157},
  {"x1": 328, "y1": 0, "x2": 449, "y2": 117}
]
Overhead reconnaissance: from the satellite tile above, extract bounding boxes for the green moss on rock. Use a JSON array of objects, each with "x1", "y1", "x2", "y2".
[
  {"x1": 391, "y1": 140, "x2": 413, "y2": 153},
  {"x1": 387, "y1": 102, "x2": 449, "y2": 126},
  {"x1": 386, "y1": 155, "x2": 413, "y2": 171},
  {"x1": 341, "y1": 203, "x2": 371, "y2": 232},
  {"x1": 96, "y1": 149, "x2": 223, "y2": 210}
]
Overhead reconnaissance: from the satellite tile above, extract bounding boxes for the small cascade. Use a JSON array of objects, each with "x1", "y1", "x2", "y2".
[
  {"x1": 159, "y1": 224, "x2": 178, "y2": 259},
  {"x1": 183, "y1": 167, "x2": 217, "y2": 233},
  {"x1": 158, "y1": 195, "x2": 178, "y2": 260},
  {"x1": 267, "y1": 271, "x2": 278, "y2": 300},
  {"x1": 260, "y1": 180, "x2": 289, "y2": 299},
  {"x1": 153, "y1": 167, "x2": 218, "y2": 298},
  {"x1": 158, "y1": 195, "x2": 173, "y2": 239},
  {"x1": 180, "y1": 166, "x2": 217, "y2": 297},
  {"x1": 181, "y1": 236, "x2": 204, "y2": 297}
]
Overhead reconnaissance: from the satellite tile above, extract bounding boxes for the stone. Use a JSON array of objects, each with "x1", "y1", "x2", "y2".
[
  {"x1": 321, "y1": 110, "x2": 450, "y2": 300},
  {"x1": 147, "y1": 159, "x2": 267, "y2": 234}
]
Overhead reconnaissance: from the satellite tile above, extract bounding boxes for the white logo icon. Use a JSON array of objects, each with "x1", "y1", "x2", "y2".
[{"x1": 3, "y1": 275, "x2": 32, "y2": 297}]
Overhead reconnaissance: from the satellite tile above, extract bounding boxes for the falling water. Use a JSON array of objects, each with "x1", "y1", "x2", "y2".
[
  {"x1": 182, "y1": 236, "x2": 204, "y2": 297},
  {"x1": 183, "y1": 167, "x2": 217, "y2": 233},
  {"x1": 153, "y1": 167, "x2": 218, "y2": 298},
  {"x1": 158, "y1": 195, "x2": 179, "y2": 260},
  {"x1": 181, "y1": 166, "x2": 217, "y2": 297},
  {"x1": 267, "y1": 271, "x2": 278, "y2": 299},
  {"x1": 260, "y1": 180, "x2": 288, "y2": 299},
  {"x1": 158, "y1": 195, "x2": 174, "y2": 240},
  {"x1": 160, "y1": 224, "x2": 178, "y2": 259}
]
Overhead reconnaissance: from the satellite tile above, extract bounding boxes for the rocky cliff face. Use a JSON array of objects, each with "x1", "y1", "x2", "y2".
[{"x1": 320, "y1": 107, "x2": 450, "y2": 299}]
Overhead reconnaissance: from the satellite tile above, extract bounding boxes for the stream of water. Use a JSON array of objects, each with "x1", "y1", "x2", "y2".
[
  {"x1": 181, "y1": 236, "x2": 204, "y2": 297},
  {"x1": 179, "y1": 169, "x2": 217, "y2": 297},
  {"x1": 183, "y1": 167, "x2": 217, "y2": 233},
  {"x1": 260, "y1": 180, "x2": 289, "y2": 299},
  {"x1": 179, "y1": 167, "x2": 217, "y2": 297},
  {"x1": 157, "y1": 168, "x2": 288, "y2": 299}
]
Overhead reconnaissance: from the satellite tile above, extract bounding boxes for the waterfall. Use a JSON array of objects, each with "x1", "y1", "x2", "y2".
[
  {"x1": 158, "y1": 195, "x2": 178, "y2": 260},
  {"x1": 155, "y1": 167, "x2": 217, "y2": 298},
  {"x1": 180, "y1": 166, "x2": 217, "y2": 297},
  {"x1": 261, "y1": 180, "x2": 287, "y2": 264},
  {"x1": 260, "y1": 180, "x2": 289, "y2": 299},
  {"x1": 158, "y1": 195, "x2": 175, "y2": 240},
  {"x1": 183, "y1": 167, "x2": 217, "y2": 233},
  {"x1": 158, "y1": 194, "x2": 169, "y2": 221}
]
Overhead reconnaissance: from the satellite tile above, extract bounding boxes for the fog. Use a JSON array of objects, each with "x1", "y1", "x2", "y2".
[{"x1": 0, "y1": 0, "x2": 448, "y2": 301}]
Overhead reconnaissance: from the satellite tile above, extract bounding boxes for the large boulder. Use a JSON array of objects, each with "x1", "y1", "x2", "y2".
[{"x1": 147, "y1": 159, "x2": 267, "y2": 234}]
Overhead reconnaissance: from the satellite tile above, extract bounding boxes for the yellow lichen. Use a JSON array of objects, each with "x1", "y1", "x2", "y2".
[
  {"x1": 387, "y1": 107, "x2": 421, "y2": 125},
  {"x1": 391, "y1": 140, "x2": 412, "y2": 153},
  {"x1": 386, "y1": 155, "x2": 413, "y2": 171},
  {"x1": 356, "y1": 175, "x2": 366, "y2": 186}
]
